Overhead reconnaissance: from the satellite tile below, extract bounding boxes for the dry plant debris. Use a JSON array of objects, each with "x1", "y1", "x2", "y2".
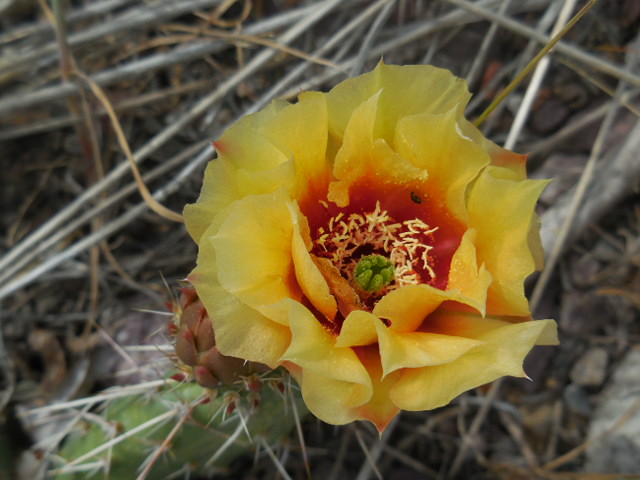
[{"x1": 0, "y1": 0, "x2": 639, "y2": 478}]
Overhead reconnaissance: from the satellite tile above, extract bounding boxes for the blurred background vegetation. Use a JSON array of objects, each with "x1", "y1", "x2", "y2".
[{"x1": 1, "y1": 0, "x2": 639, "y2": 478}]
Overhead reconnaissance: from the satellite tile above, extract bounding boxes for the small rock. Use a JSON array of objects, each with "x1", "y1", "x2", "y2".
[
  {"x1": 586, "y1": 349, "x2": 640, "y2": 473},
  {"x1": 531, "y1": 98, "x2": 571, "y2": 134},
  {"x1": 570, "y1": 347, "x2": 608, "y2": 387},
  {"x1": 564, "y1": 383, "x2": 592, "y2": 415},
  {"x1": 559, "y1": 292, "x2": 608, "y2": 335}
]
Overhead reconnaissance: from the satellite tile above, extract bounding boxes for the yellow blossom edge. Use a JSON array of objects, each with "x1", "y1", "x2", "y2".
[
  {"x1": 183, "y1": 62, "x2": 558, "y2": 431},
  {"x1": 390, "y1": 311, "x2": 558, "y2": 411}
]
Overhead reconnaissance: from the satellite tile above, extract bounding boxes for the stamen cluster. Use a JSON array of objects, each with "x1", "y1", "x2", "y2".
[{"x1": 313, "y1": 201, "x2": 439, "y2": 292}]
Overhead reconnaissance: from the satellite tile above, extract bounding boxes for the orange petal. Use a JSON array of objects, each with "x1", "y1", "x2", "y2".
[{"x1": 457, "y1": 118, "x2": 528, "y2": 180}]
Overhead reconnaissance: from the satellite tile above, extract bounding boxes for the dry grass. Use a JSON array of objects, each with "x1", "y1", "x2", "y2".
[{"x1": 1, "y1": 0, "x2": 640, "y2": 478}]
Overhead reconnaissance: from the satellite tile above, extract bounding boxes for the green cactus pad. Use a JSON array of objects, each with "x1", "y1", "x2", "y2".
[{"x1": 54, "y1": 376, "x2": 306, "y2": 479}]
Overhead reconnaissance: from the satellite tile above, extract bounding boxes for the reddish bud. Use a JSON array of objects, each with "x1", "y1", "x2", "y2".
[
  {"x1": 270, "y1": 379, "x2": 285, "y2": 394},
  {"x1": 222, "y1": 392, "x2": 239, "y2": 416},
  {"x1": 175, "y1": 330, "x2": 198, "y2": 366},
  {"x1": 180, "y1": 286, "x2": 198, "y2": 306},
  {"x1": 170, "y1": 372, "x2": 188, "y2": 382},
  {"x1": 194, "y1": 313, "x2": 215, "y2": 352},
  {"x1": 244, "y1": 373, "x2": 263, "y2": 393},
  {"x1": 167, "y1": 322, "x2": 179, "y2": 336},
  {"x1": 248, "y1": 392, "x2": 261, "y2": 412},
  {"x1": 180, "y1": 303, "x2": 202, "y2": 331},
  {"x1": 194, "y1": 365, "x2": 219, "y2": 390}
]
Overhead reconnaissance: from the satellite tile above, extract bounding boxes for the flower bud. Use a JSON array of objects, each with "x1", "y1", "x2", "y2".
[{"x1": 170, "y1": 286, "x2": 267, "y2": 390}]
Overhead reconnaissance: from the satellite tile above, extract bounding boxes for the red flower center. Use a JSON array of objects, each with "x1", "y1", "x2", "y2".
[{"x1": 301, "y1": 179, "x2": 465, "y2": 310}]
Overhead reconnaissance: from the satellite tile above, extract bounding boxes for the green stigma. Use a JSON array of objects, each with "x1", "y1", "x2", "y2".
[{"x1": 354, "y1": 255, "x2": 395, "y2": 293}]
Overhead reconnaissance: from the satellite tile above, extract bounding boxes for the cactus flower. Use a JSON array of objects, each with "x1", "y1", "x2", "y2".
[{"x1": 184, "y1": 63, "x2": 557, "y2": 432}]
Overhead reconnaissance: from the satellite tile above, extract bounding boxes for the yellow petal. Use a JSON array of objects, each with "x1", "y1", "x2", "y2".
[
  {"x1": 212, "y1": 191, "x2": 301, "y2": 325},
  {"x1": 447, "y1": 228, "x2": 492, "y2": 313},
  {"x1": 326, "y1": 90, "x2": 377, "y2": 207},
  {"x1": 457, "y1": 117, "x2": 528, "y2": 180},
  {"x1": 184, "y1": 139, "x2": 293, "y2": 245},
  {"x1": 328, "y1": 91, "x2": 428, "y2": 206},
  {"x1": 352, "y1": 346, "x2": 401, "y2": 433},
  {"x1": 325, "y1": 62, "x2": 470, "y2": 145},
  {"x1": 185, "y1": 94, "x2": 331, "y2": 243},
  {"x1": 375, "y1": 319, "x2": 483, "y2": 377},
  {"x1": 335, "y1": 310, "x2": 379, "y2": 347},
  {"x1": 263, "y1": 91, "x2": 331, "y2": 199},
  {"x1": 467, "y1": 166, "x2": 549, "y2": 316},
  {"x1": 393, "y1": 108, "x2": 490, "y2": 222},
  {"x1": 184, "y1": 160, "x2": 237, "y2": 244},
  {"x1": 390, "y1": 309, "x2": 557, "y2": 411},
  {"x1": 290, "y1": 204, "x2": 338, "y2": 321},
  {"x1": 214, "y1": 99, "x2": 290, "y2": 171},
  {"x1": 373, "y1": 284, "x2": 480, "y2": 333},
  {"x1": 528, "y1": 212, "x2": 546, "y2": 272},
  {"x1": 209, "y1": 293, "x2": 291, "y2": 368},
  {"x1": 190, "y1": 222, "x2": 291, "y2": 367},
  {"x1": 280, "y1": 302, "x2": 372, "y2": 424}
]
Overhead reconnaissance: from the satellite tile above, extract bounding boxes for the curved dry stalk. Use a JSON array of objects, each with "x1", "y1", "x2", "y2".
[
  {"x1": 0, "y1": 0, "x2": 346, "y2": 290},
  {"x1": 73, "y1": 70, "x2": 185, "y2": 223},
  {"x1": 166, "y1": 25, "x2": 342, "y2": 70},
  {"x1": 1, "y1": 0, "x2": 222, "y2": 81}
]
